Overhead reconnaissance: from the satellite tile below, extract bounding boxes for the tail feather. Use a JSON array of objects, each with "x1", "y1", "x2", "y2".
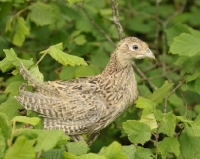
[
  {"x1": 19, "y1": 63, "x2": 59, "y2": 97},
  {"x1": 20, "y1": 63, "x2": 42, "y2": 87},
  {"x1": 15, "y1": 84, "x2": 61, "y2": 118}
]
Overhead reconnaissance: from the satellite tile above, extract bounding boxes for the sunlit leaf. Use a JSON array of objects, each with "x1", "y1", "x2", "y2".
[
  {"x1": 123, "y1": 120, "x2": 151, "y2": 145},
  {"x1": 4, "y1": 136, "x2": 35, "y2": 159},
  {"x1": 13, "y1": 17, "x2": 29, "y2": 46},
  {"x1": 159, "y1": 112, "x2": 176, "y2": 137},
  {"x1": 179, "y1": 132, "x2": 200, "y2": 159},
  {"x1": 122, "y1": 145, "x2": 136, "y2": 159},
  {"x1": 66, "y1": 0, "x2": 83, "y2": 6},
  {"x1": 11, "y1": 116, "x2": 40, "y2": 126},
  {"x1": 99, "y1": 141, "x2": 127, "y2": 159},
  {"x1": 140, "y1": 113, "x2": 158, "y2": 130},
  {"x1": 0, "y1": 112, "x2": 12, "y2": 140},
  {"x1": 135, "y1": 146, "x2": 153, "y2": 159},
  {"x1": 149, "y1": 81, "x2": 174, "y2": 104},
  {"x1": 169, "y1": 33, "x2": 200, "y2": 56},
  {"x1": 158, "y1": 137, "x2": 180, "y2": 159},
  {"x1": 40, "y1": 43, "x2": 88, "y2": 66},
  {"x1": 29, "y1": 2, "x2": 56, "y2": 26},
  {"x1": 66, "y1": 140, "x2": 89, "y2": 156}
]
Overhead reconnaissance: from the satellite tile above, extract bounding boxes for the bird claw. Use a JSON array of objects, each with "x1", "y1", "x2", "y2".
[{"x1": 86, "y1": 132, "x2": 100, "y2": 146}]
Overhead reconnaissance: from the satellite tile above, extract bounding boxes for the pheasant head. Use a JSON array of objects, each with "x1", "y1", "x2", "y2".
[{"x1": 115, "y1": 37, "x2": 155, "y2": 67}]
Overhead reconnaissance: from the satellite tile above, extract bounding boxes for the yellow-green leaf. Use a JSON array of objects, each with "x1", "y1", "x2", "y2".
[
  {"x1": 13, "y1": 17, "x2": 29, "y2": 46},
  {"x1": 149, "y1": 81, "x2": 174, "y2": 104}
]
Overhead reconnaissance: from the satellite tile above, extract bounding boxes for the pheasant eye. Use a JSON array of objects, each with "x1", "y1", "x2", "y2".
[{"x1": 132, "y1": 45, "x2": 138, "y2": 50}]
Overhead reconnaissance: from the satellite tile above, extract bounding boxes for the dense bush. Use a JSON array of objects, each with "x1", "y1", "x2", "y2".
[{"x1": 0, "y1": 0, "x2": 200, "y2": 158}]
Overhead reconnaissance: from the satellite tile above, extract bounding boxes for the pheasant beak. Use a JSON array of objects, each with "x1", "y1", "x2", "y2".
[{"x1": 145, "y1": 48, "x2": 155, "y2": 60}]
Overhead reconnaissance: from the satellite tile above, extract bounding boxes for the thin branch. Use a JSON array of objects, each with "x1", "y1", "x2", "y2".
[
  {"x1": 164, "y1": 61, "x2": 200, "y2": 113},
  {"x1": 111, "y1": 0, "x2": 123, "y2": 40},
  {"x1": 164, "y1": 79, "x2": 185, "y2": 113},
  {"x1": 132, "y1": 62, "x2": 157, "y2": 90},
  {"x1": 155, "y1": 123, "x2": 161, "y2": 159},
  {"x1": 181, "y1": 92, "x2": 188, "y2": 117},
  {"x1": 36, "y1": 51, "x2": 48, "y2": 66},
  {"x1": 155, "y1": 0, "x2": 161, "y2": 48},
  {"x1": 144, "y1": 66, "x2": 182, "y2": 81},
  {"x1": 76, "y1": 4, "x2": 115, "y2": 46},
  {"x1": 163, "y1": 0, "x2": 187, "y2": 27},
  {"x1": 159, "y1": 0, "x2": 187, "y2": 84}
]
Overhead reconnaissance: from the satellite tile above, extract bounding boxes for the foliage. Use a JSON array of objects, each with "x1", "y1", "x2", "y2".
[{"x1": 0, "y1": 0, "x2": 200, "y2": 158}]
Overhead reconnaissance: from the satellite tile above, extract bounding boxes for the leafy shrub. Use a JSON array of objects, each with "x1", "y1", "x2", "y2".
[{"x1": 0, "y1": 0, "x2": 200, "y2": 158}]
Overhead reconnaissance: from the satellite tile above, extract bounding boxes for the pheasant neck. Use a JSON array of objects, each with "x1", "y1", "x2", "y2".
[{"x1": 101, "y1": 52, "x2": 133, "y2": 76}]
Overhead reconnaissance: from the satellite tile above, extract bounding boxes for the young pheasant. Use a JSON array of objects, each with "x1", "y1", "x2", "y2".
[{"x1": 16, "y1": 37, "x2": 155, "y2": 143}]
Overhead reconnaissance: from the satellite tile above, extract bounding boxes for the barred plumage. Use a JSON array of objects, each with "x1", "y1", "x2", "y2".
[{"x1": 16, "y1": 37, "x2": 155, "y2": 143}]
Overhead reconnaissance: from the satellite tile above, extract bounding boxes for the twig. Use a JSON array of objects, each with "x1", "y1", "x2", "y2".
[
  {"x1": 159, "y1": 0, "x2": 187, "y2": 83},
  {"x1": 164, "y1": 61, "x2": 200, "y2": 113},
  {"x1": 144, "y1": 66, "x2": 182, "y2": 81},
  {"x1": 163, "y1": 0, "x2": 187, "y2": 27},
  {"x1": 76, "y1": 4, "x2": 115, "y2": 46},
  {"x1": 132, "y1": 62, "x2": 157, "y2": 90},
  {"x1": 155, "y1": 123, "x2": 161, "y2": 159},
  {"x1": 37, "y1": 150, "x2": 43, "y2": 159},
  {"x1": 111, "y1": 0, "x2": 123, "y2": 40},
  {"x1": 155, "y1": 0, "x2": 161, "y2": 49},
  {"x1": 36, "y1": 51, "x2": 48, "y2": 65},
  {"x1": 164, "y1": 79, "x2": 185, "y2": 113},
  {"x1": 181, "y1": 92, "x2": 188, "y2": 117}
]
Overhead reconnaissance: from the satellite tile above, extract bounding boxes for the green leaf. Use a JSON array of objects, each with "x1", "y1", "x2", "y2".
[
  {"x1": 40, "y1": 149, "x2": 65, "y2": 159},
  {"x1": 3, "y1": 48, "x2": 20, "y2": 67},
  {"x1": 66, "y1": 0, "x2": 83, "y2": 6},
  {"x1": 80, "y1": 153, "x2": 107, "y2": 159},
  {"x1": 0, "y1": 112, "x2": 11, "y2": 140},
  {"x1": 75, "y1": 65, "x2": 100, "y2": 78},
  {"x1": 166, "y1": 23, "x2": 193, "y2": 46},
  {"x1": 41, "y1": 43, "x2": 88, "y2": 66},
  {"x1": 185, "y1": 122, "x2": 200, "y2": 137},
  {"x1": 158, "y1": 137, "x2": 180, "y2": 159},
  {"x1": 59, "y1": 66, "x2": 77, "y2": 80},
  {"x1": 169, "y1": 33, "x2": 200, "y2": 56},
  {"x1": 74, "y1": 35, "x2": 86, "y2": 45},
  {"x1": 4, "y1": 136, "x2": 36, "y2": 159},
  {"x1": 66, "y1": 140, "x2": 89, "y2": 156},
  {"x1": 149, "y1": 81, "x2": 174, "y2": 104},
  {"x1": 0, "y1": 58, "x2": 13, "y2": 72},
  {"x1": 29, "y1": 2, "x2": 56, "y2": 26},
  {"x1": 159, "y1": 112, "x2": 176, "y2": 137},
  {"x1": 12, "y1": 17, "x2": 29, "y2": 46},
  {"x1": 4, "y1": 81, "x2": 22, "y2": 96},
  {"x1": 63, "y1": 152, "x2": 79, "y2": 159},
  {"x1": 122, "y1": 145, "x2": 136, "y2": 159},
  {"x1": 5, "y1": 16, "x2": 14, "y2": 32},
  {"x1": 123, "y1": 120, "x2": 151, "y2": 145},
  {"x1": 99, "y1": 141, "x2": 127, "y2": 159},
  {"x1": 0, "y1": 97, "x2": 22, "y2": 121},
  {"x1": 179, "y1": 132, "x2": 200, "y2": 159},
  {"x1": 34, "y1": 130, "x2": 65, "y2": 152},
  {"x1": 135, "y1": 146, "x2": 153, "y2": 159},
  {"x1": 176, "y1": 116, "x2": 193, "y2": 123},
  {"x1": 29, "y1": 65, "x2": 44, "y2": 82},
  {"x1": 11, "y1": 116, "x2": 40, "y2": 126},
  {"x1": 168, "y1": 94, "x2": 184, "y2": 107},
  {"x1": 140, "y1": 113, "x2": 158, "y2": 130},
  {"x1": 186, "y1": 72, "x2": 199, "y2": 82},
  {"x1": 91, "y1": 52, "x2": 110, "y2": 68},
  {"x1": 195, "y1": 77, "x2": 200, "y2": 95},
  {"x1": 0, "y1": 132, "x2": 6, "y2": 158},
  {"x1": 135, "y1": 97, "x2": 156, "y2": 114}
]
